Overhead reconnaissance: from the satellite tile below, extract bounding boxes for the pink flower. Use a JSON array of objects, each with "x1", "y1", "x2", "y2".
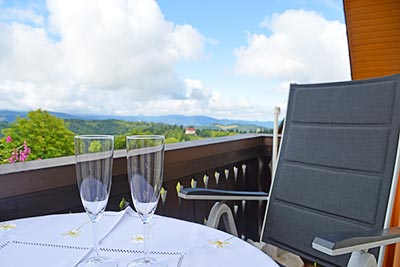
[
  {"x1": 8, "y1": 151, "x2": 17, "y2": 163},
  {"x1": 3, "y1": 139, "x2": 31, "y2": 164},
  {"x1": 19, "y1": 151, "x2": 28, "y2": 162},
  {"x1": 22, "y1": 141, "x2": 31, "y2": 155}
]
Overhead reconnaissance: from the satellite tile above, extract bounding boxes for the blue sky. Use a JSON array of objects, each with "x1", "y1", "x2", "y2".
[{"x1": 0, "y1": 0, "x2": 350, "y2": 121}]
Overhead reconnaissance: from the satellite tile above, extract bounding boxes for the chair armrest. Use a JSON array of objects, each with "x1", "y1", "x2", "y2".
[
  {"x1": 178, "y1": 188, "x2": 269, "y2": 201},
  {"x1": 312, "y1": 227, "x2": 400, "y2": 256}
]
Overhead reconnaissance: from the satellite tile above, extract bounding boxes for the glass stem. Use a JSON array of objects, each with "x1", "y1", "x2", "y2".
[
  {"x1": 143, "y1": 221, "x2": 150, "y2": 262},
  {"x1": 92, "y1": 220, "x2": 100, "y2": 259}
]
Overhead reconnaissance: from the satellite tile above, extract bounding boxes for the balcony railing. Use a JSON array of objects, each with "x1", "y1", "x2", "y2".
[{"x1": 0, "y1": 134, "x2": 273, "y2": 241}]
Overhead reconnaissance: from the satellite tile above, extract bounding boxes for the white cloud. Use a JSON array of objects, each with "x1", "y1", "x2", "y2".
[
  {"x1": 207, "y1": 91, "x2": 272, "y2": 120},
  {"x1": 0, "y1": 4, "x2": 352, "y2": 122},
  {"x1": 169, "y1": 24, "x2": 205, "y2": 60},
  {"x1": 0, "y1": 0, "x2": 206, "y2": 114},
  {"x1": 0, "y1": 0, "x2": 268, "y2": 122},
  {"x1": 234, "y1": 9, "x2": 351, "y2": 84},
  {"x1": 184, "y1": 79, "x2": 210, "y2": 104},
  {"x1": 114, "y1": 79, "x2": 268, "y2": 121}
]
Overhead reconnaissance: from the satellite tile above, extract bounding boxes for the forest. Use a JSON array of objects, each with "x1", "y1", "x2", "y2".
[{"x1": 0, "y1": 110, "x2": 270, "y2": 164}]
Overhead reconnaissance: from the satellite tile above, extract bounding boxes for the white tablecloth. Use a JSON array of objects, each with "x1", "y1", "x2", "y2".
[{"x1": 0, "y1": 207, "x2": 278, "y2": 267}]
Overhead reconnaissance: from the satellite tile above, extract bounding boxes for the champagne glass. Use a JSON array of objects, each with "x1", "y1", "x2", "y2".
[
  {"x1": 75, "y1": 135, "x2": 118, "y2": 267},
  {"x1": 126, "y1": 135, "x2": 166, "y2": 267}
]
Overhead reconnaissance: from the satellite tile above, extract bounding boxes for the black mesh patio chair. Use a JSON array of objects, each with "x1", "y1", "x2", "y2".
[{"x1": 179, "y1": 74, "x2": 400, "y2": 267}]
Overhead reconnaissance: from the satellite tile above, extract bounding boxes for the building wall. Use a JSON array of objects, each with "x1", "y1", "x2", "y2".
[
  {"x1": 344, "y1": 2, "x2": 400, "y2": 266},
  {"x1": 344, "y1": 0, "x2": 400, "y2": 80}
]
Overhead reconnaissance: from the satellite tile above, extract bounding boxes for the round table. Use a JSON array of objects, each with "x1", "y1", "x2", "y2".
[{"x1": 0, "y1": 207, "x2": 278, "y2": 267}]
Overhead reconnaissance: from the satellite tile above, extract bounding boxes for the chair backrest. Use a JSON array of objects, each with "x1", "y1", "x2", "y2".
[{"x1": 261, "y1": 74, "x2": 400, "y2": 267}]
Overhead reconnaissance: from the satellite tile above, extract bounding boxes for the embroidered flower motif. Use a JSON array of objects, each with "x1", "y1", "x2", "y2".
[
  {"x1": 130, "y1": 223, "x2": 154, "y2": 244},
  {"x1": 209, "y1": 239, "x2": 232, "y2": 248},
  {"x1": 62, "y1": 230, "x2": 81, "y2": 238},
  {"x1": 208, "y1": 236, "x2": 234, "y2": 248},
  {"x1": 130, "y1": 234, "x2": 144, "y2": 244},
  {"x1": 62, "y1": 220, "x2": 89, "y2": 238},
  {"x1": 0, "y1": 223, "x2": 16, "y2": 231}
]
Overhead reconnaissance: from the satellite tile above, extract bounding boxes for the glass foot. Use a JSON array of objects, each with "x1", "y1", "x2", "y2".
[
  {"x1": 78, "y1": 256, "x2": 118, "y2": 267},
  {"x1": 127, "y1": 257, "x2": 167, "y2": 267}
]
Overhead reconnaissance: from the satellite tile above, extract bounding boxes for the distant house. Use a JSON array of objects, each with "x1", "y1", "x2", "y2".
[{"x1": 185, "y1": 127, "x2": 196, "y2": 135}]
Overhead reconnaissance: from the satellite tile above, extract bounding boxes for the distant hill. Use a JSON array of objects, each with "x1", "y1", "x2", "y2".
[
  {"x1": 197, "y1": 123, "x2": 272, "y2": 133},
  {"x1": 0, "y1": 110, "x2": 81, "y2": 122},
  {"x1": 0, "y1": 110, "x2": 27, "y2": 122},
  {"x1": 0, "y1": 110, "x2": 274, "y2": 130}
]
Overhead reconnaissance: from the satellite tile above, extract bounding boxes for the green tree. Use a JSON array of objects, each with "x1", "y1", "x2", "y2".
[
  {"x1": 1, "y1": 109, "x2": 75, "y2": 160},
  {"x1": 114, "y1": 135, "x2": 126, "y2": 150},
  {"x1": 0, "y1": 121, "x2": 9, "y2": 137},
  {"x1": 165, "y1": 137, "x2": 179, "y2": 144}
]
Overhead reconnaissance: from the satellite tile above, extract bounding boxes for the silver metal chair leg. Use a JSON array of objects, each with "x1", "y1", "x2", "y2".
[
  {"x1": 206, "y1": 201, "x2": 238, "y2": 237},
  {"x1": 347, "y1": 250, "x2": 377, "y2": 267}
]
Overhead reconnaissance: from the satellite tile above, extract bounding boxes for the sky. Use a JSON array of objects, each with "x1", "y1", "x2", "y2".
[{"x1": 0, "y1": 0, "x2": 351, "y2": 121}]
